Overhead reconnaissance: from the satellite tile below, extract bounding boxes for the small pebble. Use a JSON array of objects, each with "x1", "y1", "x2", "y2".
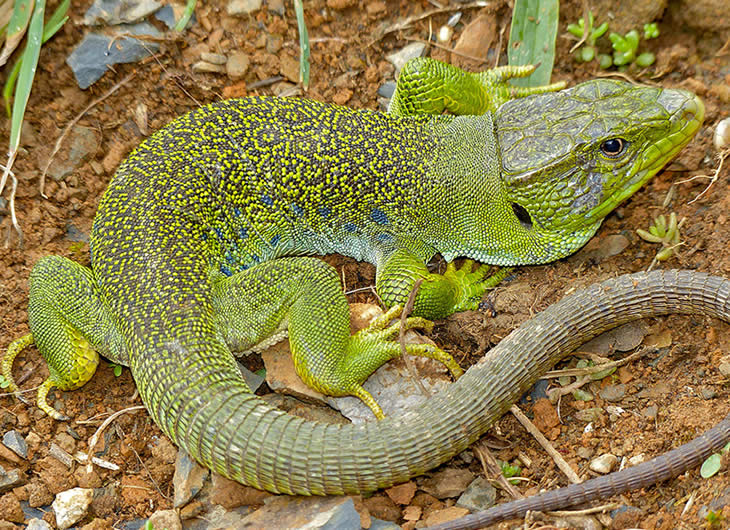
[
  {"x1": 200, "y1": 52, "x2": 227, "y2": 65},
  {"x1": 226, "y1": 51, "x2": 250, "y2": 80},
  {"x1": 192, "y1": 61, "x2": 226, "y2": 74},
  {"x1": 718, "y1": 362, "x2": 730, "y2": 377},
  {"x1": 628, "y1": 453, "x2": 647, "y2": 466},
  {"x1": 589, "y1": 453, "x2": 618, "y2": 474},
  {"x1": 715, "y1": 117, "x2": 730, "y2": 150}
]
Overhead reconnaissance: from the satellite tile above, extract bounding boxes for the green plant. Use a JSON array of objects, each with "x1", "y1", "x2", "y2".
[
  {"x1": 508, "y1": 0, "x2": 559, "y2": 87},
  {"x1": 636, "y1": 213, "x2": 685, "y2": 263},
  {"x1": 499, "y1": 460, "x2": 522, "y2": 484},
  {"x1": 701, "y1": 441, "x2": 730, "y2": 479},
  {"x1": 0, "y1": 375, "x2": 11, "y2": 389},
  {"x1": 567, "y1": 12, "x2": 608, "y2": 62},
  {"x1": 109, "y1": 363, "x2": 123, "y2": 377},
  {"x1": 609, "y1": 26, "x2": 658, "y2": 67},
  {"x1": 643, "y1": 22, "x2": 659, "y2": 39}
]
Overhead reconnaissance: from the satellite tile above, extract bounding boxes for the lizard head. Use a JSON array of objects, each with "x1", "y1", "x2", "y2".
[{"x1": 490, "y1": 79, "x2": 703, "y2": 264}]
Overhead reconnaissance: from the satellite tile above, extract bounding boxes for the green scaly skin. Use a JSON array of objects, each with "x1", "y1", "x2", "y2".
[{"x1": 3, "y1": 58, "x2": 704, "y2": 495}]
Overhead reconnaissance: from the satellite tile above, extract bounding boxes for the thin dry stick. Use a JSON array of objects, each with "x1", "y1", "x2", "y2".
[
  {"x1": 85, "y1": 405, "x2": 145, "y2": 472},
  {"x1": 368, "y1": 1, "x2": 490, "y2": 46},
  {"x1": 541, "y1": 346, "x2": 653, "y2": 379},
  {"x1": 399, "y1": 278, "x2": 429, "y2": 397},
  {"x1": 549, "y1": 503, "x2": 620, "y2": 517},
  {"x1": 474, "y1": 442, "x2": 523, "y2": 499},
  {"x1": 40, "y1": 71, "x2": 136, "y2": 197},
  {"x1": 405, "y1": 36, "x2": 489, "y2": 64},
  {"x1": 568, "y1": 0, "x2": 591, "y2": 54},
  {"x1": 510, "y1": 404, "x2": 582, "y2": 485}
]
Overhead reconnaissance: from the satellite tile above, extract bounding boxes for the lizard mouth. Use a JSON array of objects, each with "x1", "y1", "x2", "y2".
[{"x1": 581, "y1": 90, "x2": 705, "y2": 225}]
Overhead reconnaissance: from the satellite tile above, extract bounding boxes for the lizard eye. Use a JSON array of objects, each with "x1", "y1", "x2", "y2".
[
  {"x1": 600, "y1": 138, "x2": 627, "y2": 158},
  {"x1": 512, "y1": 203, "x2": 532, "y2": 229}
]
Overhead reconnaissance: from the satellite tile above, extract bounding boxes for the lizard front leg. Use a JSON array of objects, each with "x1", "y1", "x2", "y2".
[
  {"x1": 376, "y1": 248, "x2": 510, "y2": 320},
  {"x1": 388, "y1": 57, "x2": 565, "y2": 117},
  {"x1": 211, "y1": 256, "x2": 461, "y2": 419}
]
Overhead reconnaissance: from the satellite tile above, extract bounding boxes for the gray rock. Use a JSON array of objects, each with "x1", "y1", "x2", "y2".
[
  {"x1": 173, "y1": 450, "x2": 209, "y2": 508},
  {"x1": 582, "y1": 321, "x2": 647, "y2": 354},
  {"x1": 598, "y1": 384, "x2": 626, "y2": 402},
  {"x1": 52, "y1": 487, "x2": 94, "y2": 530},
  {"x1": 421, "y1": 468, "x2": 474, "y2": 499},
  {"x1": 574, "y1": 407, "x2": 604, "y2": 423},
  {"x1": 3, "y1": 430, "x2": 27, "y2": 459},
  {"x1": 83, "y1": 0, "x2": 162, "y2": 25},
  {"x1": 201, "y1": 52, "x2": 227, "y2": 65},
  {"x1": 370, "y1": 518, "x2": 401, "y2": 530},
  {"x1": 227, "y1": 0, "x2": 262, "y2": 16},
  {"x1": 642, "y1": 404, "x2": 658, "y2": 419},
  {"x1": 456, "y1": 476, "x2": 496, "y2": 512},
  {"x1": 191, "y1": 61, "x2": 227, "y2": 74},
  {"x1": 718, "y1": 362, "x2": 730, "y2": 377},
  {"x1": 378, "y1": 81, "x2": 395, "y2": 99},
  {"x1": 49, "y1": 125, "x2": 100, "y2": 182},
  {"x1": 236, "y1": 362, "x2": 264, "y2": 393},
  {"x1": 239, "y1": 495, "x2": 359, "y2": 529},
  {"x1": 0, "y1": 465, "x2": 25, "y2": 493},
  {"x1": 386, "y1": 42, "x2": 427, "y2": 75},
  {"x1": 66, "y1": 23, "x2": 162, "y2": 89}
]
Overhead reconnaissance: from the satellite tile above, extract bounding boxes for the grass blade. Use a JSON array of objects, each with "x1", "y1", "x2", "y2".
[
  {"x1": 507, "y1": 0, "x2": 559, "y2": 87},
  {"x1": 294, "y1": 0, "x2": 309, "y2": 89},
  {"x1": 174, "y1": 0, "x2": 196, "y2": 32}
]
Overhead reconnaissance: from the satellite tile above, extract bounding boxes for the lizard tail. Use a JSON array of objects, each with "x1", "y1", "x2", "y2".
[{"x1": 130, "y1": 270, "x2": 730, "y2": 496}]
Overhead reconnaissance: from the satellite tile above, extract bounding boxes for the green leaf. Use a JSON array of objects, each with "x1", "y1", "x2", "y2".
[
  {"x1": 701, "y1": 453, "x2": 722, "y2": 478},
  {"x1": 0, "y1": 0, "x2": 34, "y2": 67},
  {"x1": 567, "y1": 22, "x2": 583, "y2": 38},
  {"x1": 598, "y1": 54, "x2": 612, "y2": 69},
  {"x1": 592, "y1": 21, "x2": 609, "y2": 40},
  {"x1": 624, "y1": 29, "x2": 639, "y2": 50},
  {"x1": 636, "y1": 52, "x2": 655, "y2": 67},
  {"x1": 508, "y1": 0, "x2": 559, "y2": 87},
  {"x1": 4, "y1": 0, "x2": 68, "y2": 116},
  {"x1": 579, "y1": 46, "x2": 595, "y2": 62}
]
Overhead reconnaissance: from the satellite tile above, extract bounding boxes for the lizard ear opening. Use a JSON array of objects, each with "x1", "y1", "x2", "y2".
[{"x1": 512, "y1": 203, "x2": 533, "y2": 230}]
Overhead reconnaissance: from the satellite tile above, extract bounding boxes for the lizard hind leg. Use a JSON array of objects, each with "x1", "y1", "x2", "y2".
[{"x1": 13, "y1": 255, "x2": 118, "y2": 420}]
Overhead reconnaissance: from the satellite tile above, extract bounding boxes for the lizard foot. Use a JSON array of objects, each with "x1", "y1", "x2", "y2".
[
  {"x1": 444, "y1": 262, "x2": 513, "y2": 312},
  {"x1": 295, "y1": 305, "x2": 462, "y2": 420}
]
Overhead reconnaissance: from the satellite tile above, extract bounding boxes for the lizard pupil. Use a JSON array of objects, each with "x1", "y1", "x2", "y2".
[
  {"x1": 600, "y1": 138, "x2": 626, "y2": 157},
  {"x1": 512, "y1": 203, "x2": 533, "y2": 229}
]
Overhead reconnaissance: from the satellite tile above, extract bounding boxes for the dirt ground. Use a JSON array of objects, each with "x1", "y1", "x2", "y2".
[{"x1": 0, "y1": 0, "x2": 729, "y2": 528}]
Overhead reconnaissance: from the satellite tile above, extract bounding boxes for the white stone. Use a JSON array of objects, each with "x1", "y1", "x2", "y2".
[
  {"x1": 53, "y1": 488, "x2": 94, "y2": 530},
  {"x1": 227, "y1": 0, "x2": 262, "y2": 16},
  {"x1": 589, "y1": 453, "x2": 618, "y2": 474}
]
